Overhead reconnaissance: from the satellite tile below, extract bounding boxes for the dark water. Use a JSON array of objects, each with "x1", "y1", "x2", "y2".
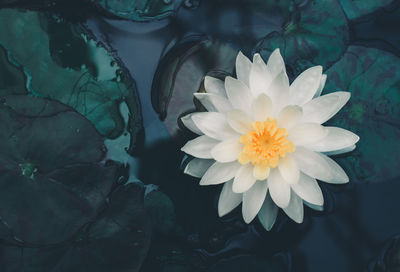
[{"x1": 0, "y1": 0, "x2": 400, "y2": 271}]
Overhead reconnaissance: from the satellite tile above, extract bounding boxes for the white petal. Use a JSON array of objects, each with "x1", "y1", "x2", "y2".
[
  {"x1": 181, "y1": 135, "x2": 219, "y2": 158},
  {"x1": 293, "y1": 147, "x2": 349, "y2": 184},
  {"x1": 268, "y1": 169, "x2": 291, "y2": 208},
  {"x1": 225, "y1": 76, "x2": 253, "y2": 112},
  {"x1": 242, "y1": 179, "x2": 268, "y2": 223},
  {"x1": 184, "y1": 158, "x2": 214, "y2": 178},
  {"x1": 226, "y1": 109, "x2": 252, "y2": 134},
  {"x1": 249, "y1": 53, "x2": 273, "y2": 96},
  {"x1": 204, "y1": 76, "x2": 226, "y2": 97},
  {"x1": 258, "y1": 192, "x2": 278, "y2": 231},
  {"x1": 192, "y1": 112, "x2": 238, "y2": 140},
  {"x1": 283, "y1": 190, "x2": 304, "y2": 223},
  {"x1": 324, "y1": 145, "x2": 356, "y2": 156},
  {"x1": 266, "y1": 70, "x2": 289, "y2": 113},
  {"x1": 181, "y1": 113, "x2": 203, "y2": 135},
  {"x1": 218, "y1": 180, "x2": 242, "y2": 217},
  {"x1": 277, "y1": 105, "x2": 303, "y2": 129},
  {"x1": 252, "y1": 93, "x2": 273, "y2": 121},
  {"x1": 200, "y1": 161, "x2": 240, "y2": 185},
  {"x1": 289, "y1": 123, "x2": 327, "y2": 146},
  {"x1": 313, "y1": 74, "x2": 327, "y2": 98},
  {"x1": 253, "y1": 164, "x2": 270, "y2": 181},
  {"x1": 233, "y1": 164, "x2": 257, "y2": 193},
  {"x1": 211, "y1": 138, "x2": 243, "y2": 163},
  {"x1": 304, "y1": 200, "x2": 324, "y2": 211},
  {"x1": 291, "y1": 173, "x2": 324, "y2": 205},
  {"x1": 289, "y1": 66, "x2": 322, "y2": 106},
  {"x1": 278, "y1": 155, "x2": 299, "y2": 184},
  {"x1": 302, "y1": 92, "x2": 351, "y2": 124},
  {"x1": 306, "y1": 127, "x2": 359, "y2": 153},
  {"x1": 236, "y1": 51, "x2": 252, "y2": 87},
  {"x1": 193, "y1": 93, "x2": 232, "y2": 113},
  {"x1": 266, "y1": 48, "x2": 286, "y2": 76}
]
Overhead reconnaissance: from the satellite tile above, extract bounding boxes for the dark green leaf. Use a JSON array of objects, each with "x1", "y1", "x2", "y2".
[{"x1": 338, "y1": 0, "x2": 393, "y2": 20}]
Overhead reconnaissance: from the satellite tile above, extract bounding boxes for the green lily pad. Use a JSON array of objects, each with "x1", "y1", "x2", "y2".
[
  {"x1": 0, "y1": 9, "x2": 142, "y2": 150},
  {"x1": 91, "y1": 0, "x2": 184, "y2": 21},
  {"x1": 338, "y1": 0, "x2": 393, "y2": 20},
  {"x1": 324, "y1": 46, "x2": 400, "y2": 183},
  {"x1": 255, "y1": 0, "x2": 349, "y2": 76},
  {"x1": 144, "y1": 190, "x2": 177, "y2": 234},
  {"x1": 151, "y1": 38, "x2": 237, "y2": 135},
  {"x1": 0, "y1": 183, "x2": 151, "y2": 272},
  {"x1": 0, "y1": 46, "x2": 26, "y2": 95},
  {"x1": 0, "y1": 95, "x2": 118, "y2": 245}
]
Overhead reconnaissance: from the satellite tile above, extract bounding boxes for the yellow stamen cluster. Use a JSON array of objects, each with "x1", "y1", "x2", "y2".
[{"x1": 238, "y1": 118, "x2": 295, "y2": 168}]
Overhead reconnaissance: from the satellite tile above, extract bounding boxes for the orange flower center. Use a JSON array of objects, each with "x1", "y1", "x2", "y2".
[{"x1": 238, "y1": 118, "x2": 295, "y2": 168}]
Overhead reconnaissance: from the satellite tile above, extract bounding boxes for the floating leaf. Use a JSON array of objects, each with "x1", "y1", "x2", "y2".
[
  {"x1": 324, "y1": 46, "x2": 400, "y2": 183},
  {"x1": 151, "y1": 38, "x2": 237, "y2": 135},
  {"x1": 0, "y1": 46, "x2": 26, "y2": 95},
  {"x1": 0, "y1": 95, "x2": 117, "y2": 245},
  {"x1": 144, "y1": 190, "x2": 177, "y2": 234},
  {"x1": 0, "y1": 183, "x2": 151, "y2": 272},
  {"x1": 255, "y1": 0, "x2": 349, "y2": 76},
  {"x1": 0, "y1": 9, "x2": 142, "y2": 151},
  {"x1": 338, "y1": 0, "x2": 394, "y2": 20},
  {"x1": 91, "y1": 0, "x2": 184, "y2": 21}
]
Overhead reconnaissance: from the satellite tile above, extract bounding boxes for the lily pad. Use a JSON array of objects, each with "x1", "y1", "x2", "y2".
[
  {"x1": 338, "y1": 0, "x2": 394, "y2": 20},
  {"x1": 0, "y1": 95, "x2": 117, "y2": 245},
  {"x1": 91, "y1": 0, "x2": 184, "y2": 21},
  {"x1": 144, "y1": 190, "x2": 177, "y2": 234},
  {"x1": 0, "y1": 183, "x2": 152, "y2": 272},
  {"x1": 151, "y1": 38, "x2": 237, "y2": 135},
  {"x1": 0, "y1": 9, "x2": 142, "y2": 150},
  {"x1": 0, "y1": 46, "x2": 26, "y2": 95},
  {"x1": 324, "y1": 46, "x2": 400, "y2": 183},
  {"x1": 255, "y1": 0, "x2": 349, "y2": 76}
]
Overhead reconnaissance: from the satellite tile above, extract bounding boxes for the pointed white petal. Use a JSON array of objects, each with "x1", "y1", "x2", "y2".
[
  {"x1": 258, "y1": 192, "x2": 278, "y2": 231},
  {"x1": 289, "y1": 66, "x2": 323, "y2": 106},
  {"x1": 313, "y1": 74, "x2": 327, "y2": 98},
  {"x1": 277, "y1": 105, "x2": 303, "y2": 129},
  {"x1": 225, "y1": 76, "x2": 253, "y2": 112},
  {"x1": 306, "y1": 127, "x2": 359, "y2": 153},
  {"x1": 204, "y1": 76, "x2": 226, "y2": 97},
  {"x1": 289, "y1": 123, "x2": 327, "y2": 146},
  {"x1": 211, "y1": 138, "x2": 242, "y2": 163},
  {"x1": 233, "y1": 164, "x2": 257, "y2": 193},
  {"x1": 278, "y1": 155, "x2": 299, "y2": 184},
  {"x1": 302, "y1": 92, "x2": 351, "y2": 124},
  {"x1": 181, "y1": 113, "x2": 203, "y2": 135},
  {"x1": 324, "y1": 145, "x2": 356, "y2": 156},
  {"x1": 191, "y1": 112, "x2": 238, "y2": 140},
  {"x1": 283, "y1": 190, "x2": 304, "y2": 223},
  {"x1": 181, "y1": 135, "x2": 219, "y2": 159},
  {"x1": 184, "y1": 158, "x2": 214, "y2": 178},
  {"x1": 236, "y1": 51, "x2": 252, "y2": 87},
  {"x1": 218, "y1": 180, "x2": 242, "y2": 217},
  {"x1": 200, "y1": 161, "x2": 240, "y2": 185},
  {"x1": 253, "y1": 164, "x2": 270, "y2": 181},
  {"x1": 304, "y1": 200, "x2": 324, "y2": 211},
  {"x1": 268, "y1": 169, "x2": 291, "y2": 208},
  {"x1": 249, "y1": 53, "x2": 273, "y2": 96},
  {"x1": 266, "y1": 48, "x2": 286, "y2": 76},
  {"x1": 293, "y1": 147, "x2": 349, "y2": 184},
  {"x1": 266, "y1": 70, "x2": 290, "y2": 113},
  {"x1": 193, "y1": 93, "x2": 232, "y2": 113},
  {"x1": 242, "y1": 179, "x2": 268, "y2": 223},
  {"x1": 226, "y1": 109, "x2": 252, "y2": 134},
  {"x1": 252, "y1": 93, "x2": 273, "y2": 121},
  {"x1": 291, "y1": 173, "x2": 324, "y2": 205}
]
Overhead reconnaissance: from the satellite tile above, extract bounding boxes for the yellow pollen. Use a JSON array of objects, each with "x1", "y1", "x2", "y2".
[{"x1": 238, "y1": 118, "x2": 295, "y2": 168}]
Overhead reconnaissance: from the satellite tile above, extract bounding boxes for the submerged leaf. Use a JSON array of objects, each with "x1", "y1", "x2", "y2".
[
  {"x1": 0, "y1": 9, "x2": 142, "y2": 151},
  {"x1": 255, "y1": 0, "x2": 349, "y2": 76},
  {"x1": 91, "y1": 0, "x2": 184, "y2": 21},
  {"x1": 324, "y1": 46, "x2": 400, "y2": 183},
  {"x1": 151, "y1": 38, "x2": 237, "y2": 135}
]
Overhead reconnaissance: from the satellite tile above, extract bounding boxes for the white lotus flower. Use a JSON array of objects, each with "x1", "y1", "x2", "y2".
[{"x1": 181, "y1": 49, "x2": 359, "y2": 231}]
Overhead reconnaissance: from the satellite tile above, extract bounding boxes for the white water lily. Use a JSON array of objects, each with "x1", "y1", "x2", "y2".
[{"x1": 181, "y1": 49, "x2": 359, "y2": 231}]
